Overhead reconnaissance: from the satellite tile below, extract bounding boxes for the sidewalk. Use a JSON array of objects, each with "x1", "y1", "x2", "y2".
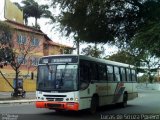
[{"x1": 0, "y1": 92, "x2": 36, "y2": 104}]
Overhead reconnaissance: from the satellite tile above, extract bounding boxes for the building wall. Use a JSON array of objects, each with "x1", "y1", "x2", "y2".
[
  {"x1": 0, "y1": 77, "x2": 36, "y2": 92},
  {"x1": 49, "y1": 45, "x2": 61, "y2": 55},
  {"x1": 0, "y1": 21, "x2": 73, "y2": 92},
  {"x1": 0, "y1": 27, "x2": 42, "y2": 92},
  {"x1": 0, "y1": 65, "x2": 37, "y2": 92},
  {"x1": 12, "y1": 30, "x2": 44, "y2": 56}
]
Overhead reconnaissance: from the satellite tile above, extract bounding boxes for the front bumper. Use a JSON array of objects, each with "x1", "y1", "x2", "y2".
[{"x1": 36, "y1": 101, "x2": 79, "y2": 111}]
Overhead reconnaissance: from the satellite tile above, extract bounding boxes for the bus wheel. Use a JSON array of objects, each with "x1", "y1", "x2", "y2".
[
  {"x1": 121, "y1": 93, "x2": 128, "y2": 108},
  {"x1": 90, "y1": 96, "x2": 99, "y2": 114}
]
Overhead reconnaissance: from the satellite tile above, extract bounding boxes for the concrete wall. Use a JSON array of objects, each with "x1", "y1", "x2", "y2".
[{"x1": 0, "y1": 77, "x2": 36, "y2": 92}]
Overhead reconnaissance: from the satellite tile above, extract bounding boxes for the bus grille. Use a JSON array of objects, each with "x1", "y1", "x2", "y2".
[
  {"x1": 46, "y1": 98, "x2": 63, "y2": 101},
  {"x1": 47, "y1": 103, "x2": 62, "y2": 108},
  {"x1": 43, "y1": 95, "x2": 66, "y2": 97}
]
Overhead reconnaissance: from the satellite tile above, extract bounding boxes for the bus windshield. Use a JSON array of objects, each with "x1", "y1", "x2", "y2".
[{"x1": 37, "y1": 64, "x2": 78, "y2": 91}]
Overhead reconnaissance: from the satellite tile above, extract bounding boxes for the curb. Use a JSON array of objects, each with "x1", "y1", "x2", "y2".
[{"x1": 0, "y1": 99, "x2": 37, "y2": 104}]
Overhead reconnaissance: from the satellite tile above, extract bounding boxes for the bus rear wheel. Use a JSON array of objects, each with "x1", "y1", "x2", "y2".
[{"x1": 89, "y1": 96, "x2": 99, "y2": 114}]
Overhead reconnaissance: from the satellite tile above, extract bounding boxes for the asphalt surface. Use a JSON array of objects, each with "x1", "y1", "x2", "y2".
[{"x1": 1, "y1": 89, "x2": 160, "y2": 120}]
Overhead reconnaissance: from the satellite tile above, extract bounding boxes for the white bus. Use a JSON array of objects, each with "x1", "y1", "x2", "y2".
[{"x1": 35, "y1": 55, "x2": 138, "y2": 113}]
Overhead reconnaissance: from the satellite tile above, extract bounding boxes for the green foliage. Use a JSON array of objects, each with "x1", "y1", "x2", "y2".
[
  {"x1": 50, "y1": 0, "x2": 160, "y2": 59},
  {"x1": 138, "y1": 74, "x2": 157, "y2": 83},
  {"x1": 0, "y1": 22, "x2": 12, "y2": 45},
  {"x1": 105, "y1": 51, "x2": 140, "y2": 66},
  {"x1": 81, "y1": 44, "x2": 105, "y2": 58},
  {"x1": 0, "y1": 21, "x2": 13, "y2": 63},
  {"x1": 137, "y1": 74, "x2": 148, "y2": 83},
  {"x1": 50, "y1": 0, "x2": 146, "y2": 43},
  {"x1": 133, "y1": 21, "x2": 160, "y2": 57}
]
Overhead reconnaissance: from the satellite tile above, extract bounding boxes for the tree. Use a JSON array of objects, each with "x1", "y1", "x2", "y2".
[
  {"x1": 50, "y1": 0, "x2": 144, "y2": 42},
  {"x1": 50, "y1": 0, "x2": 160, "y2": 58},
  {"x1": 132, "y1": 21, "x2": 160, "y2": 57},
  {"x1": 81, "y1": 44, "x2": 105, "y2": 58},
  {"x1": 106, "y1": 50, "x2": 159, "y2": 83},
  {"x1": 105, "y1": 51, "x2": 139, "y2": 66},
  {"x1": 0, "y1": 21, "x2": 37, "y2": 96},
  {"x1": 14, "y1": 0, "x2": 52, "y2": 26},
  {"x1": 0, "y1": 21, "x2": 14, "y2": 89}
]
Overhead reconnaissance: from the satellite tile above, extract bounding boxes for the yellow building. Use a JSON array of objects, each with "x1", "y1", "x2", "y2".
[{"x1": 0, "y1": 20, "x2": 74, "y2": 92}]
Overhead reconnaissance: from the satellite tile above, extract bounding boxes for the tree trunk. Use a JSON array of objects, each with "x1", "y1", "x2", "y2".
[
  {"x1": 14, "y1": 69, "x2": 20, "y2": 96},
  {"x1": 35, "y1": 17, "x2": 38, "y2": 27},
  {"x1": 77, "y1": 39, "x2": 80, "y2": 55},
  {"x1": 94, "y1": 42, "x2": 98, "y2": 57},
  {"x1": 147, "y1": 61, "x2": 152, "y2": 83}
]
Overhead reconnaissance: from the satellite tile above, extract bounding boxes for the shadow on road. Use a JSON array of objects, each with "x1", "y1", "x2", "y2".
[{"x1": 38, "y1": 104, "x2": 137, "y2": 119}]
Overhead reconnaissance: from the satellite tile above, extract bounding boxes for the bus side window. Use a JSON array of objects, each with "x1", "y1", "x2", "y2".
[
  {"x1": 90, "y1": 62, "x2": 98, "y2": 81},
  {"x1": 121, "y1": 67, "x2": 126, "y2": 81},
  {"x1": 126, "y1": 68, "x2": 131, "y2": 82},
  {"x1": 114, "y1": 66, "x2": 121, "y2": 82},
  {"x1": 97, "y1": 64, "x2": 107, "y2": 81},
  {"x1": 80, "y1": 60, "x2": 90, "y2": 89},
  {"x1": 107, "y1": 65, "x2": 114, "y2": 81},
  {"x1": 131, "y1": 69, "x2": 137, "y2": 82}
]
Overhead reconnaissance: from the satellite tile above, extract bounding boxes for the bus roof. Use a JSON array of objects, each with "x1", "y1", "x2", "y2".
[
  {"x1": 78, "y1": 55, "x2": 134, "y2": 68},
  {"x1": 40, "y1": 54, "x2": 135, "y2": 68}
]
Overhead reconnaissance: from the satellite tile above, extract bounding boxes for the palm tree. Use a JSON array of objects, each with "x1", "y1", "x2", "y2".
[
  {"x1": 14, "y1": 2, "x2": 30, "y2": 25},
  {"x1": 14, "y1": 0, "x2": 52, "y2": 27}
]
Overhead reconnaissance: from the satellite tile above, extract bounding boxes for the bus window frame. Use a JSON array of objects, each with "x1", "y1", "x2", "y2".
[
  {"x1": 126, "y1": 68, "x2": 132, "y2": 82},
  {"x1": 120, "y1": 67, "x2": 127, "y2": 82},
  {"x1": 113, "y1": 66, "x2": 121, "y2": 82},
  {"x1": 106, "y1": 65, "x2": 114, "y2": 82},
  {"x1": 97, "y1": 63, "x2": 107, "y2": 82},
  {"x1": 79, "y1": 60, "x2": 91, "y2": 90},
  {"x1": 131, "y1": 69, "x2": 137, "y2": 82}
]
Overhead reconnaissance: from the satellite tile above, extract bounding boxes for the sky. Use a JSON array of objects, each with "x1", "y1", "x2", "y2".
[
  {"x1": 0, "y1": 0, "x2": 118, "y2": 56},
  {"x1": 0, "y1": 0, "x2": 71, "y2": 45}
]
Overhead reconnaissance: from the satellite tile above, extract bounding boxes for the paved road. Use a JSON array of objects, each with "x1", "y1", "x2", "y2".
[{"x1": 0, "y1": 89, "x2": 160, "y2": 120}]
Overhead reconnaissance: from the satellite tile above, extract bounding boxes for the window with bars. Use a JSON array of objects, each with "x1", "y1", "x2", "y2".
[
  {"x1": 17, "y1": 55, "x2": 27, "y2": 65},
  {"x1": 17, "y1": 35, "x2": 26, "y2": 45},
  {"x1": 31, "y1": 38, "x2": 39, "y2": 46},
  {"x1": 31, "y1": 57, "x2": 39, "y2": 66}
]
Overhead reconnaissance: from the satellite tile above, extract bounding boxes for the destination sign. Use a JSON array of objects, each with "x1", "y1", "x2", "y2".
[
  {"x1": 51, "y1": 58, "x2": 72, "y2": 63},
  {"x1": 39, "y1": 56, "x2": 78, "y2": 64}
]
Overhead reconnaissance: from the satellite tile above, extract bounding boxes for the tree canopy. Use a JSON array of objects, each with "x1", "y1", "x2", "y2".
[
  {"x1": 50, "y1": 0, "x2": 160, "y2": 57},
  {"x1": 50, "y1": 0, "x2": 143, "y2": 42},
  {"x1": 0, "y1": 22, "x2": 13, "y2": 63},
  {"x1": 81, "y1": 44, "x2": 105, "y2": 58}
]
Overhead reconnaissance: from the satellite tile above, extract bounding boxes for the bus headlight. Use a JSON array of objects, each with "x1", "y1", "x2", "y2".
[{"x1": 75, "y1": 97, "x2": 78, "y2": 101}]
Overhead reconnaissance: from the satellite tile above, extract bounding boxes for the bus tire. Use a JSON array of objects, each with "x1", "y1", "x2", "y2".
[
  {"x1": 121, "y1": 93, "x2": 128, "y2": 108},
  {"x1": 89, "y1": 95, "x2": 99, "y2": 114}
]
